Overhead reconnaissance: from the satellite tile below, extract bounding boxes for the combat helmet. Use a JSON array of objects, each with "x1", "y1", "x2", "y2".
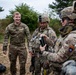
[
  {"x1": 60, "y1": 1, "x2": 76, "y2": 20},
  {"x1": 38, "y1": 14, "x2": 50, "y2": 23}
]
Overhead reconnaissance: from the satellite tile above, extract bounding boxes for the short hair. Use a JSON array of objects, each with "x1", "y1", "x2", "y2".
[{"x1": 13, "y1": 11, "x2": 21, "y2": 17}]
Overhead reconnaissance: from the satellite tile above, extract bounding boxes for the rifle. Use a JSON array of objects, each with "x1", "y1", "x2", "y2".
[
  {"x1": 39, "y1": 36, "x2": 48, "y2": 51},
  {"x1": 39, "y1": 36, "x2": 50, "y2": 75}
]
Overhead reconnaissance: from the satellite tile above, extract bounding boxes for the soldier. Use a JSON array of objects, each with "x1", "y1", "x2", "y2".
[
  {"x1": 2, "y1": 12, "x2": 31, "y2": 75},
  {"x1": 40, "y1": 2, "x2": 76, "y2": 75},
  {"x1": 29, "y1": 14, "x2": 57, "y2": 75}
]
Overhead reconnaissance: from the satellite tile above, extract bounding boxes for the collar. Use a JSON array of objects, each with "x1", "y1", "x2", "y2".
[
  {"x1": 39, "y1": 25, "x2": 49, "y2": 32},
  {"x1": 13, "y1": 22, "x2": 21, "y2": 26}
]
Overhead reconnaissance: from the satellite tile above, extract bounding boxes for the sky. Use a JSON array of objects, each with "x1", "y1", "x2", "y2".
[{"x1": 0, "y1": 0, "x2": 55, "y2": 19}]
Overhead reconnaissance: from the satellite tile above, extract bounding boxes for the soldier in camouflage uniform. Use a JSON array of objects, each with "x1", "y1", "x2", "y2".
[
  {"x1": 40, "y1": 1, "x2": 76, "y2": 75},
  {"x1": 2, "y1": 12, "x2": 30, "y2": 75},
  {"x1": 29, "y1": 14, "x2": 57, "y2": 75}
]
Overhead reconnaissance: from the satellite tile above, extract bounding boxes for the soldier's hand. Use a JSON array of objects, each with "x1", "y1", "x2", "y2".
[
  {"x1": 29, "y1": 51, "x2": 34, "y2": 56},
  {"x1": 40, "y1": 34, "x2": 49, "y2": 39},
  {"x1": 3, "y1": 51, "x2": 7, "y2": 55},
  {"x1": 40, "y1": 44, "x2": 46, "y2": 52}
]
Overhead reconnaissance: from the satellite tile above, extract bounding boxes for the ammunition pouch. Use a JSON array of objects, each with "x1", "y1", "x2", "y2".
[
  {"x1": 32, "y1": 48, "x2": 41, "y2": 54},
  {"x1": 43, "y1": 61, "x2": 50, "y2": 69}
]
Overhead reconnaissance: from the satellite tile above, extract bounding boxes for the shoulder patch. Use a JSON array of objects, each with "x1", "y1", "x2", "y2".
[{"x1": 69, "y1": 45, "x2": 75, "y2": 52}]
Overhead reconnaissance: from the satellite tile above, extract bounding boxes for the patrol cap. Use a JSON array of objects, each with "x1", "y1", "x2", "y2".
[{"x1": 38, "y1": 14, "x2": 50, "y2": 23}]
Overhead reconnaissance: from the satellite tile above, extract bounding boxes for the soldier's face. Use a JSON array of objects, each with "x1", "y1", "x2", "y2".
[
  {"x1": 39, "y1": 22, "x2": 48, "y2": 29},
  {"x1": 13, "y1": 14, "x2": 21, "y2": 23},
  {"x1": 61, "y1": 19, "x2": 68, "y2": 26}
]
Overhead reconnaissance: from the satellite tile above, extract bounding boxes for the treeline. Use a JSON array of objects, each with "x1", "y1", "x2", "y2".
[
  {"x1": 0, "y1": 3, "x2": 61, "y2": 36},
  {"x1": 0, "y1": 18, "x2": 61, "y2": 35},
  {"x1": 0, "y1": 17, "x2": 61, "y2": 36},
  {"x1": 0, "y1": 0, "x2": 73, "y2": 36}
]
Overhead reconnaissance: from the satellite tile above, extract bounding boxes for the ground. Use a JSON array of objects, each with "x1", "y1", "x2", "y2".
[{"x1": 0, "y1": 44, "x2": 32, "y2": 75}]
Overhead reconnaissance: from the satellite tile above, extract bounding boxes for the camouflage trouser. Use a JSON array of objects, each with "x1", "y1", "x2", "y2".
[
  {"x1": 8, "y1": 45, "x2": 27, "y2": 75},
  {"x1": 48, "y1": 62, "x2": 62, "y2": 75},
  {"x1": 30, "y1": 52, "x2": 51, "y2": 75},
  {"x1": 34, "y1": 54, "x2": 42, "y2": 75},
  {"x1": 30, "y1": 52, "x2": 42, "y2": 75}
]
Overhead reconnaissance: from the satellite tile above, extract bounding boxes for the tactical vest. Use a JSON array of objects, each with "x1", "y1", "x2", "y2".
[{"x1": 31, "y1": 27, "x2": 52, "y2": 51}]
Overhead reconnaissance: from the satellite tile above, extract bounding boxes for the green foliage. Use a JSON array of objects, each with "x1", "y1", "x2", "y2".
[
  {"x1": 0, "y1": 18, "x2": 12, "y2": 34},
  {"x1": 49, "y1": 18, "x2": 61, "y2": 36},
  {"x1": 49, "y1": 0, "x2": 73, "y2": 14},
  {"x1": 0, "y1": 3, "x2": 62, "y2": 38},
  {"x1": 49, "y1": 0, "x2": 74, "y2": 35},
  {"x1": 6, "y1": 3, "x2": 38, "y2": 31},
  {"x1": 0, "y1": 7, "x2": 4, "y2": 12}
]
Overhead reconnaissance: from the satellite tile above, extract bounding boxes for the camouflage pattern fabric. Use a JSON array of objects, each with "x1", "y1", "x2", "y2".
[
  {"x1": 29, "y1": 25, "x2": 57, "y2": 75},
  {"x1": 42, "y1": 24, "x2": 76, "y2": 74},
  {"x1": 60, "y1": 6, "x2": 76, "y2": 19},
  {"x1": 29, "y1": 25, "x2": 57, "y2": 52},
  {"x1": 38, "y1": 14, "x2": 50, "y2": 23},
  {"x1": 3, "y1": 22, "x2": 30, "y2": 49},
  {"x1": 9, "y1": 45, "x2": 27, "y2": 75},
  {"x1": 3, "y1": 22, "x2": 30, "y2": 75}
]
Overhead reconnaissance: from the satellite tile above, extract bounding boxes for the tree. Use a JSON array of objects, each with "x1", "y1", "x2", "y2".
[
  {"x1": 6, "y1": 3, "x2": 38, "y2": 31},
  {"x1": 49, "y1": 0, "x2": 73, "y2": 14},
  {"x1": 0, "y1": 7, "x2": 4, "y2": 12}
]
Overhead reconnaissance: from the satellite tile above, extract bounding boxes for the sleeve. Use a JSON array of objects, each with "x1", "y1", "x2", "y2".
[
  {"x1": 3, "y1": 26, "x2": 10, "y2": 51},
  {"x1": 42, "y1": 34, "x2": 75, "y2": 63},
  {"x1": 50, "y1": 29, "x2": 57, "y2": 42},
  {"x1": 24, "y1": 24, "x2": 31, "y2": 47},
  {"x1": 45, "y1": 28, "x2": 57, "y2": 47},
  {"x1": 28, "y1": 29, "x2": 38, "y2": 52}
]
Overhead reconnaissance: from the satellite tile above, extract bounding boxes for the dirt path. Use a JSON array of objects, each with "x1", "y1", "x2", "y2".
[{"x1": 0, "y1": 44, "x2": 32, "y2": 75}]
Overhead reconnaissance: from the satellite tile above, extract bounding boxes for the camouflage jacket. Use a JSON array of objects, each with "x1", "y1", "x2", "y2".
[
  {"x1": 29, "y1": 25, "x2": 57, "y2": 52},
  {"x1": 3, "y1": 22, "x2": 31, "y2": 51},
  {"x1": 42, "y1": 30, "x2": 76, "y2": 63}
]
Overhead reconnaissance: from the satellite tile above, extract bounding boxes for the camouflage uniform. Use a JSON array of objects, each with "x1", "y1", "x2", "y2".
[
  {"x1": 41, "y1": 4, "x2": 76, "y2": 75},
  {"x1": 42, "y1": 30, "x2": 76, "y2": 74},
  {"x1": 29, "y1": 25, "x2": 57, "y2": 75},
  {"x1": 3, "y1": 22, "x2": 30, "y2": 75}
]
